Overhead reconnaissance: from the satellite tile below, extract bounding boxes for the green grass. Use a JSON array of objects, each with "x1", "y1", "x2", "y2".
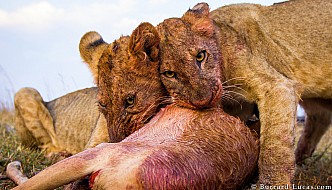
[
  {"x1": 0, "y1": 106, "x2": 60, "y2": 189},
  {"x1": 0, "y1": 106, "x2": 331, "y2": 189}
]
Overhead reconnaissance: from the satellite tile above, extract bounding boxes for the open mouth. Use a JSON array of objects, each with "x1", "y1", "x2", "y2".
[
  {"x1": 209, "y1": 80, "x2": 223, "y2": 106},
  {"x1": 89, "y1": 170, "x2": 101, "y2": 188},
  {"x1": 179, "y1": 101, "x2": 201, "y2": 109},
  {"x1": 174, "y1": 93, "x2": 217, "y2": 109},
  {"x1": 143, "y1": 103, "x2": 169, "y2": 124}
]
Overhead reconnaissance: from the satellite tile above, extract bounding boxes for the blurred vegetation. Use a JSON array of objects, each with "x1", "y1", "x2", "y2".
[{"x1": 294, "y1": 122, "x2": 332, "y2": 187}]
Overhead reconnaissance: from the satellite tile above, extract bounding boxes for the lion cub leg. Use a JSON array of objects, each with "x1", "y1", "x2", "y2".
[
  {"x1": 14, "y1": 88, "x2": 60, "y2": 152},
  {"x1": 296, "y1": 98, "x2": 332, "y2": 163}
]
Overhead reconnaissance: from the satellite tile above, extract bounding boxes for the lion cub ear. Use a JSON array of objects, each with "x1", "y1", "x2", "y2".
[
  {"x1": 183, "y1": 3, "x2": 214, "y2": 37},
  {"x1": 79, "y1": 31, "x2": 108, "y2": 83},
  {"x1": 188, "y1": 3, "x2": 210, "y2": 16},
  {"x1": 129, "y1": 22, "x2": 160, "y2": 62}
]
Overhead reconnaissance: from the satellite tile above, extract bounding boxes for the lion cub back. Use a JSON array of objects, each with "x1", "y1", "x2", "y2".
[
  {"x1": 14, "y1": 87, "x2": 108, "y2": 154},
  {"x1": 211, "y1": 0, "x2": 332, "y2": 97}
]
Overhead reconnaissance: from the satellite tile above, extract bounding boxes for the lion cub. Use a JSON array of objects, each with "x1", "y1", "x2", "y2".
[
  {"x1": 79, "y1": 23, "x2": 169, "y2": 143},
  {"x1": 14, "y1": 87, "x2": 109, "y2": 155},
  {"x1": 11, "y1": 23, "x2": 259, "y2": 190},
  {"x1": 156, "y1": 1, "x2": 332, "y2": 186}
]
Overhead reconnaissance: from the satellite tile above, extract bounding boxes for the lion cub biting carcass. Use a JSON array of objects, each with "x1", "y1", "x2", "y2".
[{"x1": 10, "y1": 23, "x2": 259, "y2": 189}]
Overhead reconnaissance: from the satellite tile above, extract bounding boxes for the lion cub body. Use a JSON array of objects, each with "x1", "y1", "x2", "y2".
[
  {"x1": 212, "y1": 1, "x2": 332, "y2": 99},
  {"x1": 157, "y1": 0, "x2": 332, "y2": 185},
  {"x1": 14, "y1": 87, "x2": 109, "y2": 154}
]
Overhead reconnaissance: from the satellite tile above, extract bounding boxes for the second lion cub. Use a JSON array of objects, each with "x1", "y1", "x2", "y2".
[{"x1": 156, "y1": 0, "x2": 332, "y2": 186}]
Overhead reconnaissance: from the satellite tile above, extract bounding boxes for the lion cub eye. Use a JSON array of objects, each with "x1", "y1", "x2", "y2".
[
  {"x1": 164, "y1": 71, "x2": 175, "y2": 78},
  {"x1": 196, "y1": 50, "x2": 207, "y2": 62},
  {"x1": 125, "y1": 95, "x2": 135, "y2": 106},
  {"x1": 98, "y1": 101, "x2": 107, "y2": 109}
]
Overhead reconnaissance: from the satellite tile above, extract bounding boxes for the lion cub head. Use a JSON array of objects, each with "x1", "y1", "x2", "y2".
[
  {"x1": 80, "y1": 23, "x2": 169, "y2": 142},
  {"x1": 157, "y1": 3, "x2": 224, "y2": 109}
]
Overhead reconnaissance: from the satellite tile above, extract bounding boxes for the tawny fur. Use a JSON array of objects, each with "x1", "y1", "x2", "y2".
[
  {"x1": 14, "y1": 87, "x2": 109, "y2": 155},
  {"x1": 12, "y1": 105, "x2": 259, "y2": 190},
  {"x1": 154, "y1": 0, "x2": 332, "y2": 185},
  {"x1": 79, "y1": 25, "x2": 168, "y2": 142}
]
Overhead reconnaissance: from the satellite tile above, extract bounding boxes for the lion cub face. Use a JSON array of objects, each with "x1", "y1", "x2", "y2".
[
  {"x1": 80, "y1": 23, "x2": 168, "y2": 142},
  {"x1": 158, "y1": 3, "x2": 224, "y2": 109}
]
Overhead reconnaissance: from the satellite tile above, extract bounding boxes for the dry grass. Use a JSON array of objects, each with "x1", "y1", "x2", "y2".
[{"x1": 0, "y1": 106, "x2": 331, "y2": 189}]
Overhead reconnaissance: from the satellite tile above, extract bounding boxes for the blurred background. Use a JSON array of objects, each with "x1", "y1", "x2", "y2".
[{"x1": 2, "y1": 0, "x2": 303, "y2": 113}]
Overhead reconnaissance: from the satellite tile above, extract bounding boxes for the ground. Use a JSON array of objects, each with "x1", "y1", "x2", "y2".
[{"x1": 0, "y1": 106, "x2": 331, "y2": 189}]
